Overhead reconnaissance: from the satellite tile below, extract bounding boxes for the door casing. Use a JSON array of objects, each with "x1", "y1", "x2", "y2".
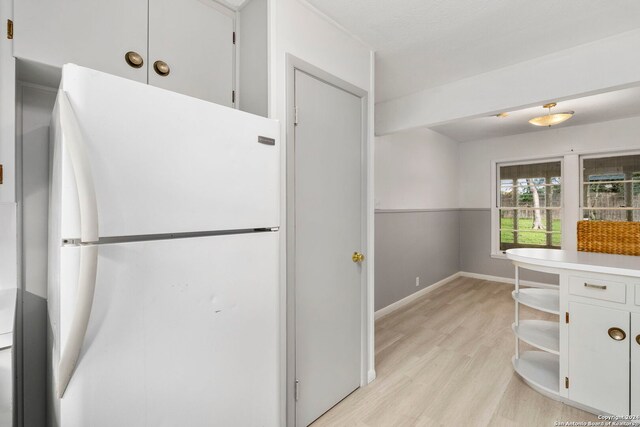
[{"x1": 285, "y1": 54, "x2": 371, "y2": 426}]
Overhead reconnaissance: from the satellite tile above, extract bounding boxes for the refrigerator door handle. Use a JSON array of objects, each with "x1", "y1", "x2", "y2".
[
  {"x1": 58, "y1": 90, "x2": 99, "y2": 243},
  {"x1": 57, "y1": 245, "x2": 99, "y2": 398},
  {"x1": 57, "y1": 90, "x2": 100, "y2": 397}
]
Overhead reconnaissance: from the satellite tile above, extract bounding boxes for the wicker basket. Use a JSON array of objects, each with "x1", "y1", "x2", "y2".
[{"x1": 577, "y1": 220, "x2": 640, "y2": 256}]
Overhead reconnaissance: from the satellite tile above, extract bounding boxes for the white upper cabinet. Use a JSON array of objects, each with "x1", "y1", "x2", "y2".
[
  {"x1": 13, "y1": 0, "x2": 236, "y2": 104},
  {"x1": 237, "y1": 0, "x2": 267, "y2": 117},
  {"x1": 148, "y1": 0, "x2": 234, "y2": 106},
  {"x1": 14, "y1": 0, "x2": 148, "y2": 83}
]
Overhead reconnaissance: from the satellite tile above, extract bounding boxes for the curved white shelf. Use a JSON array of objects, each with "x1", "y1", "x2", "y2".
[
  {"x1": 512, "y1": 320, "x2": 559, "y2": 355},
  {"x1": 512, "y1": 288, "x2": 559, "y2": 315},
  {"x1": 512, "y1": 351, "x2": 559, "y2": 396}
]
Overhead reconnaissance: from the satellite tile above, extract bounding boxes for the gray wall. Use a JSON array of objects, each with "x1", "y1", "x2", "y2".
[
  {"x1": 20, "y1": 83, "x2": 57, "y2": 299},
  {"x1": 374, "y1": 208, "x2": 558, "y2": 312},
  {"x1": 17, "y1": 83, "x2": 57, "y2": 426},
  {"x1": 459, "y1": 209, "x2": 512, "y2": 278},
  {"x1": 375, "y1": 210, "x2": 459, "y2": 311},
  {"x1": 459, "y1": 209, "x2": 559, "y2": 285}
]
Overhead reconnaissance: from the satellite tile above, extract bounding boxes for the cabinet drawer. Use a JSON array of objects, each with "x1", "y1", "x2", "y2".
[{"x1": 568, "y1": 275, "x2": 626, "y2": 304}]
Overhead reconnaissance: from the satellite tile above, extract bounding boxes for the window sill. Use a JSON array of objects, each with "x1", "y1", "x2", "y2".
[{"x1": 491, "y1": 252, "x2": 508, "y2": 260}]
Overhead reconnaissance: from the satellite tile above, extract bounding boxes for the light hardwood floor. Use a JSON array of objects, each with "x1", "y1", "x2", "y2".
[{"x1": 312, "y1": 276, "x2": 600, "y2": 427}]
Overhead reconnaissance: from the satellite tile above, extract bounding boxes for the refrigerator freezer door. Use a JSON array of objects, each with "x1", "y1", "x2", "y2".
[
  {"x1": 51, "y1": 232, "x2": 279, "y2": 427},
  {"x1": 53, "y1": 64, "x2": 279, "y2": 240}
]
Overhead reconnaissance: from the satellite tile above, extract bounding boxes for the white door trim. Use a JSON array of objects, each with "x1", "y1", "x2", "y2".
[{"x1": 285, "y1": 54, "x2": 372, "y2": 426}]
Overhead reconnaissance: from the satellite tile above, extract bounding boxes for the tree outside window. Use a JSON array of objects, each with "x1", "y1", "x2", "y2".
[{"x1": 498, "y1": 161, "x2": 562, "y2": 251}]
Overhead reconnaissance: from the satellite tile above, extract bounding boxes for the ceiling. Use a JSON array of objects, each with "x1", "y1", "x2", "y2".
[
  {"x1": 429, "y1": 86, "x2": 640, "y2": 142},
  {"x1": 306, "y1": 0, "x2": 640, "y2": 102}
]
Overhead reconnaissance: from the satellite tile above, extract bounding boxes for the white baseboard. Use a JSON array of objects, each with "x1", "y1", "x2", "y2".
[
  {"x1": 367, "y1": 369, "x2": 376, "y2": 383},
  {"x1": 458, "y1": 271, "x2": 558, "y2": 289},
  {"x1": 374, "y1": 271, "x2": 558, "y2": 321},
  {"x1": 374, "y1": 272, "x2": 461, "y2": 320},
  {"x1": 458, "y1": 271, "x2": 511, "y2": 283}
]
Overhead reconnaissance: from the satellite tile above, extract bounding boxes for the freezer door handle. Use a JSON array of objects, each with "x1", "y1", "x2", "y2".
[
  {"x1": 57, "y1": 245, "x2": 98, "y2": 398},
  {"x1": 58, "y1": 90, "x2": 99, "y2": 243}
]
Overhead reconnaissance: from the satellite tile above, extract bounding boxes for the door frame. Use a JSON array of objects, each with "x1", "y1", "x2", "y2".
[{"x1": 285, "y1": 54, "x2": 373, "y2": 426}]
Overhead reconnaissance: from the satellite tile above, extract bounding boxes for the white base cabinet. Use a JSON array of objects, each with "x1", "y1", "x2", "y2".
[
  {"x1": 507, "y1": 249, "x2": 640, "y2": 416},
  {"x1": 0, "y1": 348, "x2": 13, "y2": 426},
  {"x1": 568, "y1": 302, "x2": 629, "y2": 415},
  {"x1": 0, "y1": 348, "x2": 12, "y2": 426},
  {"x1": 0, "y1": 289, "x2": 17, "y2": 426}
]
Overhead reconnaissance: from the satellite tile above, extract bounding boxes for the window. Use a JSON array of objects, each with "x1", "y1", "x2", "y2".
[
  {"x1": 582, "y1": 153, "x2": 640, "y2": 222},
  {"x1": 497, "y1": 160, "x2": 562, "y2": 251}
]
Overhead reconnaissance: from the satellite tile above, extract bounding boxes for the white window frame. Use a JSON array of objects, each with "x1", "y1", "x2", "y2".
[
  {"x1": 491, "y1": 156, "x2": 565, "y2": 258},
  {"x1": 491, "y1": 148, "x2": 640, "y2": 259},
  {"x1": 579, "y1": 150, "x2": 640, "y2": 222}
]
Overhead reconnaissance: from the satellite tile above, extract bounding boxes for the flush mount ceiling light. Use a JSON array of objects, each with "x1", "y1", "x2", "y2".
[{"x1": 528, "y1": 103, "x2": 574, "y2": 127}]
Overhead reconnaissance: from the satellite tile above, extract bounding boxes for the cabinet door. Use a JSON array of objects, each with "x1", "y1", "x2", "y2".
[
  {"x1": 632, "y1": 313, "x2": 640, "y2": 416},
  {"x1": 569, "y1": 302, "x2": 629, "y2": 415},
  {"x1": 148, "y1": 0, "x2": 234, "y2": 106},
  {"x1": 0, "y1": 348, "x2": 12, "y2": 426},
  {"x1": 0, "y1": 0, "x2": 16, "y2": 203},
  {"x1": 14, "y1": 0, "x2": 148, "y2": 82}
]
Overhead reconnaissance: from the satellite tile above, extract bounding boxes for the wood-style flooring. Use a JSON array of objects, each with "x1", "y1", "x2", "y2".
[{"x1": 312, "y1": 276, "x2": 600, "y2": 426}]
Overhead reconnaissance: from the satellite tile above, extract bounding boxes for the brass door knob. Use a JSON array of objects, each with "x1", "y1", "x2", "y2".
[
  {"x1": 153, "y1": 60, "x2": 170, "y2": 76},
  {"x1": 608, "y1": 327, "x2": 626, "y2": 341},
  {"x1": 636, "y1": 334, "x2": 640, "y2": 345},
  {"x1": 125, "y1": 51, "x2": 144, "y2": 68},
  {"x1": 352, "y1": 252, "x2": 365, "y2": 263}
]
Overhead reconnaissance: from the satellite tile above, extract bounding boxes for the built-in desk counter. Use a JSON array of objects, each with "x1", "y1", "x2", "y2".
[{"x1": 506, "y1": 249, "x2": 640, "y2": 417}]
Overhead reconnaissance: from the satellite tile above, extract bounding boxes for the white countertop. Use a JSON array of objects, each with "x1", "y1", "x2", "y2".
[
  {"x1": 506, "y1": 249, "x2": 640, "y2": 278},
  {"x1": 0, "y1": 289, "x2": 17, "y2": 349},
  {"x1": 0, "y1": 333, "x2": 11, "y2": 351}
]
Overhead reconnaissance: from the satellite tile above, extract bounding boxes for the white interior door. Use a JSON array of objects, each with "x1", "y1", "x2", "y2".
[
  {"x1": 148, "y1": 0, "x2": 235, "y2": 105},
  {"x1": 294, "y1": 70, "x2": 363, "y2": 426},
  {"x1": 632, "y1": 312, "x2": 640, "y2": 415},
  {"x1": 568, "y1": 302, "x2": 630, "y2": 415},
  {"x1": 52, "y1": 232, "x2": 279, "y2": 427}
]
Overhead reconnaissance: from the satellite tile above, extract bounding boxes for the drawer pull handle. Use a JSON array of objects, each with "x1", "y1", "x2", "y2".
[
  {"x1": 584, "y1": 283, "x2": 607, "y2": 290},
  {"x1": 608, "y1": 327, "x2": 626, "y2": 341}
]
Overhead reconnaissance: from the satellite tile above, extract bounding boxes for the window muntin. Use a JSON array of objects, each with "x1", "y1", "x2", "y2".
[
  {"x1": 498, "y1": 161, "x2": 562, "y2": 251},
  {"x1": 582, "y1": 154, "x2": 640, "y2": 222}
]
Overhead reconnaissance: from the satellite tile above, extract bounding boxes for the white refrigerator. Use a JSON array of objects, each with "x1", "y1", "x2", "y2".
[{"x1": 48, "y1": 64, "x2": 280, "y2": 426}]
